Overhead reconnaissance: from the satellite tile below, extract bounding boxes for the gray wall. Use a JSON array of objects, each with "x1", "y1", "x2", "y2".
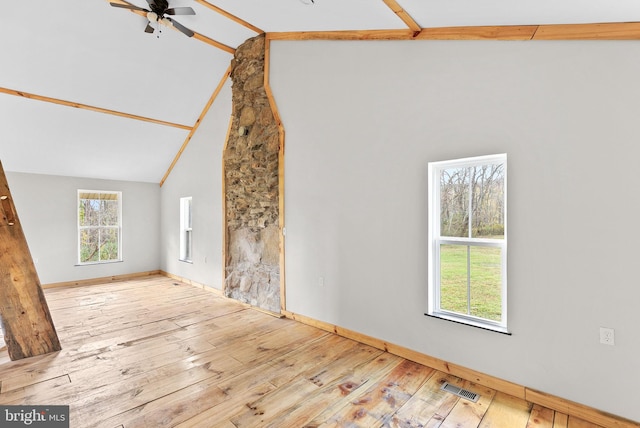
[
  {"x1": 270, "y1": 40, "x2": 640, "y2": 421},
  {"x1": 6, "y1": 172, "x2": 160, "y2": 284},
  {"x1": 159, "y1": 80, "x2": 231, "y2": 290}
]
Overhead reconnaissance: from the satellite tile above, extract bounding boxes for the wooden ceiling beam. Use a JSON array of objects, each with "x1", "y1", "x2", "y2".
[
  {"x1": 194, "y1": 0, "x2": 264, "y2": 34},
  {"x1": 0, "y1": 87, "x2": 192, "y2": 130},
  {"x1": 267, "y1": 29, "x2": 415, "y2": 41},
  {"x1": 382, "y1": 0, "x2": 421, "y2": 34},
  {"x1": 532, "y1": 22, "x2": 640, "y2": 40},
  {"x1": 193, "y1": 33, "x2": 235, "y2": 53},
  {"x1": 160, "y1": 65, "x2": 232, "y2": 187},
  {"x1": 416, "y1": 25, "x2": 538, "y2": 40},
  {"x1": 268, "y1": 22, "x2": 640, "y2": 42}
]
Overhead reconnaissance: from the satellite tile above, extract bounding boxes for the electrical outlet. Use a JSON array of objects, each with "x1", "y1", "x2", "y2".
[
  {"x1": 319, "y1": 276, "x2": 324, "y2": 287},
  {"x1": 599, "y1": 327, "x2": 615, "y2": 346}
]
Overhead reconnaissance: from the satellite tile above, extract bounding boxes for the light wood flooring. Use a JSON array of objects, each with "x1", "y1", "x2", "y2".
[{"x1": 0, "y1": 276, "x2": 603, "y2": 427}]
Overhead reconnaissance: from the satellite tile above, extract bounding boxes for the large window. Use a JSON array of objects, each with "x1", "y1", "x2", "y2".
[
  {"x1": 78, "y1": 190, "x2": 122, "y2": 264},
  {"x1": 179, "y1": 197, "x2": 192, "y2": 262},
  {"x1": 427, "y1": 154, "x2": 508, "y2": 333}
]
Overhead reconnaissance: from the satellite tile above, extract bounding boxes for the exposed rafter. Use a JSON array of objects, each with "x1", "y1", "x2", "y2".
[
  {"x1": 193, "y1": 33, "x2": 235, "y2": 53},
  {"x1": 194, "y1": 0, "x2": 264, "y2": 34},
  {"x1": 160, "y1": 65, "x2": 232, "y2": 186},
  {"x1": 0, "y1": 87, "x2": 192, "y2": 130},
  {"x1": 382, "y1": 0, "x2": 421, "y2": 35},
  {"x1": 267, "y1": 29, "x2": 415, "y2": 41},
  {"x1": 267, "y1": 22, "x2": 640, "y2": 41}
]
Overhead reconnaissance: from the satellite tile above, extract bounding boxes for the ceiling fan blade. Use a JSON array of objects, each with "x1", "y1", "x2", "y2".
[
  {"x1": 165, "y1": 17, "x2": 194, "y2": 37},
  {"x1": 109, "y1": 2, "x2": 148, "y2": 12},
  {"x1": 165, "y1": 7, "x2": 195, "y2": 15},
  {"x1": 144, "y1": 21, "x2": 155, "y2": 33}
]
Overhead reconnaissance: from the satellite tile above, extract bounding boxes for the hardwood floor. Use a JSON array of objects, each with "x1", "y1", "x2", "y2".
[{"x1": 0, "y1": 276, "x2": 603, "y2": 427}]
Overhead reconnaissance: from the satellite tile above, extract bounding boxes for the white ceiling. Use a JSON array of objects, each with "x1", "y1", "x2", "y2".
[{"x1": 2, "y1": 0, "x2": 640, "y2": 183}]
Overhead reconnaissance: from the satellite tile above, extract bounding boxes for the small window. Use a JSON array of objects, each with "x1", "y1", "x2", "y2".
[
  {"x1": 180, "y1": 197, "x2": 192, "y2": 262},
  {"x1": 78, "y1": 190, "x2": 122, "y2": 264},
  {"x1": 427, "y1": 154, "x2": 508, "y2": 333}
]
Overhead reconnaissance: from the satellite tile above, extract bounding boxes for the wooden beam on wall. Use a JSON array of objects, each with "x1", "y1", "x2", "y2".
[
  {"x1": 0, "y1": 87, "x2": 192, "y2": 130},
  {"x1": 194, "y1": 0, "x2": 264, "y2": 34},
  {"x1": 382, "y1": 0, "x2": 421, "y2": 34},
  {"x1": 159, "y1": 66, "x2": 232, "y2": 187}
]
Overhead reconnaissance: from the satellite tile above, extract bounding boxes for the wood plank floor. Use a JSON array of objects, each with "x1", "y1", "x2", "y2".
[{"x1": 0, "y1": 276, "x2": 603, "y2": 428}]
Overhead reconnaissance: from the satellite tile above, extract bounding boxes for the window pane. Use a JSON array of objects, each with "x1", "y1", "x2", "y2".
[
  {"x1": 100, "y1": 199, "x2": 119, "y2": 226},
  {"x1": 99, "y1": 228, "x2": 120, "y2": 261},
  {"x1": 80, "y1": 228, "x2": 99, "y2": 262},
  {"x1": 469, "y1": 246, "x2": 502, "y2": 321},
  {"x1": 186, "y1": 199, "x2": 192, "y2": 229},
  {"x1": 439, "y1": 244, "x2": 469, "y2": 314},
  {"x1": 79, "y1": 199, "x2": 100, "y2": 227},
  {"x1": 440, "y1": 168, "x2": 469, "y2": 237},
  {"x1": 185, "y1": 230, "x2": 192, "y2": 261},
  {"x1": 471, "y1": 163, "x2": 505, "y2": 238}
]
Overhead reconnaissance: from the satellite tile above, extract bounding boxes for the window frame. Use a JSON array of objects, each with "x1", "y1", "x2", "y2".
[
  {"x1": 77, "y1": 190, "x2": 122, "y2": 265},
  {"x1": 179, "y1": 196, "x2": 193, "y2": 263},
  {"x1": 427, "y1": 154, "x2": 509, "y2": 334}
]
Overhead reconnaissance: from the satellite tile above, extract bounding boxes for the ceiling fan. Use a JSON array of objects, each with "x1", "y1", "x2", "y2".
[{"x1": 110, "y1": 0, "x2": 196, "y2": 37}]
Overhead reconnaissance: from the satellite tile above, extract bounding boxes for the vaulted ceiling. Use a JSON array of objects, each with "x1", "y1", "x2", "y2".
[{"x1": 2, "y1": 0, "x2": 640, "y2": 183}]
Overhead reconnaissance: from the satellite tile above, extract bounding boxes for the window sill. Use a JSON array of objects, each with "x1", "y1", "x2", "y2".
[
  {"x1": 425, "y1": 312, "x2": 511, "y2": 335},
  {"x1": 75, "y1": 260, "x2": 123, "y2": 266},
  {"x1": 179, "y1": 259, "x2": 193, "y2": 264}
]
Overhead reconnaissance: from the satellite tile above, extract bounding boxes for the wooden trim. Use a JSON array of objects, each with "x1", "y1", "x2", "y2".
[
  {"x1": 160, "y1": 271, "x2": 283, "y2": 318},
  {"x1": 532, "y1": 22, "x2": 640, "y2": 40},
  {"x1": 382, "y1": 0, "x2": 421, "y2": 34},
  {"x1": 525, "y1": 389, "x2": 640, "y2": 428},
  {"x1": 281, "y1": 309, "x2": 638, "y2": 428},
  {"x1": 194, "y1": 0, "x2": 264, "y2": 34},
  {"x1": 263, "y1": 39, "x2": 282, "y2": 126},
  {"x1": 159, "y1": 270, "x2": 222, "y2": 295},
  {"x1": 221, "y1": 115, "x2": 234, "y2": 297},
  {"x1": 263, "y1": 38, "x2": 287, "y2": 312},
  {"x1": 159, "y1": 66, "x2": 231, "y2": 186},
  {"x1": 42, "y1": 270, "x2": 161, "y2": 289},
  {"x1": 0, "y1": 87, "x2": 192, "y2": 130}
]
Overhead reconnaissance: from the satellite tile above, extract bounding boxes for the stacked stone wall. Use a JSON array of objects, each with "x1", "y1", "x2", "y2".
[{"x1": 223, "y1": 35, "x2": 281, "y2": 312}]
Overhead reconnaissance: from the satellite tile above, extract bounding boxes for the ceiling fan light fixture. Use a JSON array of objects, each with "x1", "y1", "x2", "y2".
[{"x1": 147, "y1": 11, "x2": 158, "y2": 22}]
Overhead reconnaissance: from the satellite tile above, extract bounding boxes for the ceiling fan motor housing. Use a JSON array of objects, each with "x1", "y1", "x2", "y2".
[{"x1": 150, "y1": 0, "x2": 170, "y2": 15}]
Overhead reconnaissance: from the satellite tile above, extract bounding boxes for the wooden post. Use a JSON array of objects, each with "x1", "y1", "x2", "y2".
[{"x1": 0, "y1": 161, "x2": 61, "y2": 360}]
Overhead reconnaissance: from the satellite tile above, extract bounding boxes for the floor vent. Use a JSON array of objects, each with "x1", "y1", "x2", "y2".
[{"x1": 440, "y1": 382, "x2": 480, "y2": 402}]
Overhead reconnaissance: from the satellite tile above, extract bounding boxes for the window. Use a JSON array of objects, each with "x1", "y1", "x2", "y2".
[
  {"x1": 427, "y1": 154, "x2": 508, "y2": 333},
  {"x1": 180, "y1": 197, "x2": 192, "y2": 262},
  {"x1": 78, "y1": 190, "x2": 122, "y2": 264}
]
